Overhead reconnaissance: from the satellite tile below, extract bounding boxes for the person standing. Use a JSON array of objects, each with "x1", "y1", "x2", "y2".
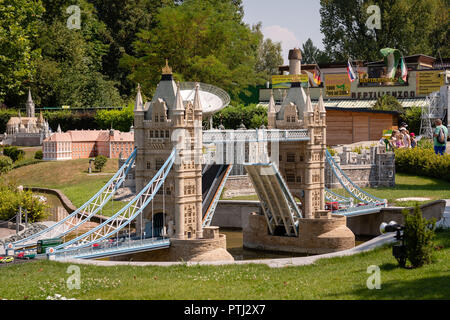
[
  {"x1": 410, "y1": 132, "x2": 417, "y2": 148},
  {"x1": 433, "y1": 119, "x2": 448, "y2": 155}
]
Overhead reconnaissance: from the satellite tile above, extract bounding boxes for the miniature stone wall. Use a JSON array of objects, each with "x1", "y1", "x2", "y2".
[{"x1": 326, "y1": 145, "x2": 395, "y2": 188}]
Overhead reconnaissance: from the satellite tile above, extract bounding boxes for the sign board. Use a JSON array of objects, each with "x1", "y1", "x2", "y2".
[
  {"x1": 272, "y1": 74, "x2": 308, "y2": 89},
  {"x1": 416, "y1": 70, "x2": 444, "y2": 96},
  {"x1": 325, "y1": 74, "x2": 351, "y2": 97}
]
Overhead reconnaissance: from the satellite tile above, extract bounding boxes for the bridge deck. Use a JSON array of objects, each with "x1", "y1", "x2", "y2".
[{"x1": 53, "y1": 238, "x2": 170, "y2": 260}]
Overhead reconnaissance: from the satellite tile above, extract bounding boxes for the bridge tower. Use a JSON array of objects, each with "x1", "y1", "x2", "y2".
[
  {"x1": 134, "y1": 61, "x2": 203, "y2": 240},
  {"x1": 267, "y1": 48, "x2": 326, "y2": 218}
]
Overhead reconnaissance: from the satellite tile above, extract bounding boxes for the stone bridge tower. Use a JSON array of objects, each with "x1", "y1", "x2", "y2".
[
  {"x1": 267, "y1": 48, "x2": 327, "y2": 218},
  {"x1": 134, "y1": 61, "x2": 203, "y2": 240}
]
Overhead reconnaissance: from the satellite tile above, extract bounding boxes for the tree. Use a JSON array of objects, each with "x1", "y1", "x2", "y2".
[
  {"x1": 402, "y1": 203, "x2": 436, "y2": 268},
  {"x1": 373, "y1": 95, "x2": 404, "y2": 115},
  {"x1": 254, "y1": 23, "x2": 283, "y2": 81},
  {"x1": 0, "y1": 0, "x2": 45, "y2": 105},
  {"x1": 94, "y1": 155, "x2": 107, "y2": 172},
  {"x1": 31, "y1": 0, "x2": 123, "y2": 109},
  {"x1": 212, "y1": 104, "x2": 267, "y2": 130},
  {"x1": 120, "y1": 0, "x2": 263, "y2": 103},
  {"x1": 3, "y1": 146, "x2": 25, "y2": 163},
  {"x1": 301, "y1": 38, "x2": 332, "y2": 64},
  {"x1": 320, "y1": 0, "x2": 449, "y2": 61}
]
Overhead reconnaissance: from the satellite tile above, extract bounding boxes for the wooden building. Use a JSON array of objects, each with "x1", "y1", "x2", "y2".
[{"x1": 325, "y1": 108, "x2": 398, "y2": 146}]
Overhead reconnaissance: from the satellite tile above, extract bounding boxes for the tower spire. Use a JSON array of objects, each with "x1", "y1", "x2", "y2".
[
  {"x1": 193, "y1": 83, "x2": 202, "y2": 111},
  {"x1": 134, "y1": 84, "x2": 144, "y2": 112},
  {"x1": 318, "y1": 89, "x2": 326, "y2": 114},
  {"x1": 174, "y1": 81, "x2": 184, "y2": 111},
  {"x1": 26, "y1": 88, "x2": 35, "y2": 118},
  {"x1": 268, "y1": 90, "x2": 276, "y2": 113},
  {"x1": 305, "y1": 88, "x2": 313, "y2": 113}
]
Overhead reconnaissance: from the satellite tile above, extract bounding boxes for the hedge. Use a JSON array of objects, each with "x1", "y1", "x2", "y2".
[{"x1": 395, "y1": 148, "x2": 450, "y2": 182}]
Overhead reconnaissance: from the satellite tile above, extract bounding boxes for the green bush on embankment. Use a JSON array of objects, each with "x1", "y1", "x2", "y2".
[{"x1": 395, "y1": 148, "x2": 450, "y2": 182}]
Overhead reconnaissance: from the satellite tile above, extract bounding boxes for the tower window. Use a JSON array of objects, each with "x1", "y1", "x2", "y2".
[
  {"x1": 154, "y1": 115, "x2": 159, "y2": 122},
  {"x1": 287, "y1": 153, "x2": 295, "y2": 162},
  {"x1": 286, "y1": 174, "x2": 295, "y2": 183}
]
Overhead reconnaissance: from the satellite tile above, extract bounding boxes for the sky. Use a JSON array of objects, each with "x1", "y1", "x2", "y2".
[{"x1": 242, "y1": 0, "x2": 324, "y2": 64}]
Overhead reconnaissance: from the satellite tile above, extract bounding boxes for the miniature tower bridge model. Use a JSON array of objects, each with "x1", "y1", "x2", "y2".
[{"x1": 5, "y1": 54, "x2": 387, "y2": 261}]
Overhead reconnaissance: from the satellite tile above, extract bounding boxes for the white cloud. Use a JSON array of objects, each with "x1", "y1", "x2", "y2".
[{"x1": 262, "y1": 25, "x2": 301, "y2": 64}]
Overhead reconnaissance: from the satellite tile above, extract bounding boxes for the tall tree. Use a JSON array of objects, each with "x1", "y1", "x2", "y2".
[
  {"x1": 121, "y1": 0, "x2": 262, "y2": 103},
  {"x1": 32, "y1": 0, "x2": 123, "y2": 108},
  {"x1": 254, "y1": 23, "x2": 283, "y2": 81},
  {"x1": 320, "y1": 0, "x2": 449, "y2": 61},
  {"x1": 0, "y1": 0, "x2": 44, "y2": 105}
]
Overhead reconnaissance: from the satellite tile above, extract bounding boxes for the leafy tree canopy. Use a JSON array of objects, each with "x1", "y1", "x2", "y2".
[
  {"x1": 320, "y1": 0, "x2": 449, "y2": 61},
  {"x1": 121, "y1": 0, "x2": 264, "y2": 104}
]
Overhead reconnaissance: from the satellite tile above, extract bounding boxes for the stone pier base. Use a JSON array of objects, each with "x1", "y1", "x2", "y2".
[
  {"x1": 110, "y1": 227, "x2": 234, "y2": 262},
  {"x1": 243, "y1": 212, "x2": 355, "y2": 255}
]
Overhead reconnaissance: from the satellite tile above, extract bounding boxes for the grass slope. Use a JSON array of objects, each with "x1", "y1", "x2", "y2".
[
  {"x1": 3, "y1": 158, "x2": 124, "y2": 215},
  {"x1": 0, "y1": 230, "x2": 449, "y2": 300}
]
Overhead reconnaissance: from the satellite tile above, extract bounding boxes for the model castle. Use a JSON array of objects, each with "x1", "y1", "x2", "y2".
[{"x1": 3, "y1": 89, "x2": 50, "y2": 146}]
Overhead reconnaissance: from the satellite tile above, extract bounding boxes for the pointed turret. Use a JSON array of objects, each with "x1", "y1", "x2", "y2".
[
  {"x1": 193, "y1": 83, "x2": 202, "y2": 111},
  {"x1": 57, "y1": 124, "x2": 62, "y2": 133},
  {"x1": 174, "y1": 82, "x2": 185, "y2": 111},
  {"x1": 134, "y1": 84, "x2": 144, "y2": 112},
  {"x1": 26, "y1": 88, "x2": 35, "y2": 118},
  {"x1": 318, "y1": 89, "x2": 326, "y2": 115},
  {"x1": 268, "y1": 90, "x2": 276, "y2": 113},
  {"x1": 38, "y1": 111, "x2": 44, "y2": 124},
  {"x1": 305, "y1": 88, "x2": 313, "y2": 114}
]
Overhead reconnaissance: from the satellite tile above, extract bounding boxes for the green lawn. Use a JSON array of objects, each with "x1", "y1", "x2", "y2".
[
  {"x1": 1, "y1": 230, "x2": 449, "y2": 300},
  {"x1": 224, "y1": 173, "x2": 450, "y2": 206}
]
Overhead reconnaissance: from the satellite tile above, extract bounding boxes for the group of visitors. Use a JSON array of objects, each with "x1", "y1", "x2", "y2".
[
  {"x1": 389, "y1": 123, "x2": 416, "y2": 149},
  {"x1": 386, "y1": 120, "x2": 448, "y2": 155}
]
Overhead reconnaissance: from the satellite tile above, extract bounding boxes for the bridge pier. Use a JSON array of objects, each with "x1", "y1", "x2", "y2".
[
  {"x1": 110, "y1": 227, "x2": 233, "y2": 262},
  {"x1": 243, "y1": 212, "x2": 354, "y2": 255}
]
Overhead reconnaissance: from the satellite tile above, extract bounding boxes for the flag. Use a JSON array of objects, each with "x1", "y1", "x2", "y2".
[
  {"x1": 400, "y1": 56, "x2": 408, "y2": 81},
  {"x1": 313, "y1": 70, "x2": 321, "y2": 85},
  {"x1": 347, "y1": 60, "x2": 356, "y2": 82},
  {"x1": 380, "y1": 48, "x2": 401, "y2": 79}
]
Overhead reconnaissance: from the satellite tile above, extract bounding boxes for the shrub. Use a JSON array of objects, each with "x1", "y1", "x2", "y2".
[
  {"x1": 94, "y1": 155, "x2": 108, "y2": 172},
  {"x1": 34, "y1": 150, "x2": 43, "y2": 160},
  {"x1": 3, "y1": 146, "x2": 25, "y2": 162},
  {"x1": 0, "y1": 155, "x2": 13, "y2": 174},
  {"x1": 417, "y1": 138, "x2": 433, "y2": 149},
  {"x1": 327, "y1": 147, "x2": 336, "y2": 156},
  {"x1": 0, "y1": 184, "x2": 48, "y2": 222},
  {"x1": 400, "y1": 106, "x2": 422, "y2": 135},
  {"x1": 395, "y1": 148, "x2": 450, "y2": 182},
  {"x1": 402, "y1": 204, "x2": 436, "y2": 268}
]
